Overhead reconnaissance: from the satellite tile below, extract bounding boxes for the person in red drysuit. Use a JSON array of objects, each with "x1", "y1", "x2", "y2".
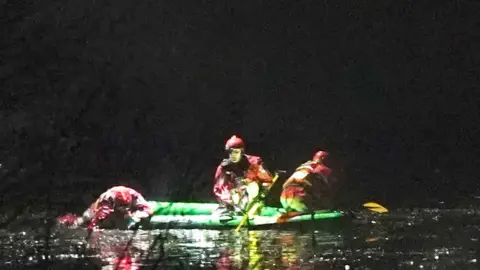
[
  {"x1": 213, "y1": 135, "x2": 273, "y2": 214},
  {"x1": 58, "y1": 185, "x2": 153, "y2": 230},
  {"x1": 280, "y1": 150, "x2": 333, "y2": 213}
]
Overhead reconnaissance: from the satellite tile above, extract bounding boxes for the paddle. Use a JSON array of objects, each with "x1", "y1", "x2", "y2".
[
  {"x1": 362, "y1": 201, "x2": 389, "y2": 213},
  {"x1": 279, "y1": 200, "x2": 389, "y2": 220},
  {"x1": 234, "y1": 171, "x2": 284, "y2": 232}
]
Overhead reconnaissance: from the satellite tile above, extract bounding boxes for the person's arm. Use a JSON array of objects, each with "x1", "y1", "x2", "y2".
[
  {"x1": 130, "y1": 192, "x2": 154, "y2": 221},
  {"x1": 213, "y1": 161, "x2": 237, "y2": 199},
  {"x1": 75, "y1": 200, "x2": 97, "y2": 227},
  {"x1": 282, "y1": 162, "x2": 314, "y2": 188},
  {"x1": 282, "y1": 169, "x2": 312, "y2": 188},
  {"x1": 81, "y1": 189, "x2": 113, "y2": 228},
  {"x1": 213, "y1": 164, "x2": 225, "y2": 197},
  {"x1": 247, "y1": 156, "x2": 273, "y2": 183},
  {"x1": 256, "y1": 163, "x2": 274, "y2": 183},
  {"x1": 87, "y1": 199, "x2": 114, "y2": 230}
]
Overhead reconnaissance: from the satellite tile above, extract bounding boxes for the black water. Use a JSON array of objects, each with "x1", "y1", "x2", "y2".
[{"x1": 0, "y1": 207, "x2": 479, "y2": 269}]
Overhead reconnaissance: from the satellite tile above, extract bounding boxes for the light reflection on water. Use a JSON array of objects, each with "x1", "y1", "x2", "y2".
[{"x1": 0, "y1": 208, "x2": 479, "y2": 269}]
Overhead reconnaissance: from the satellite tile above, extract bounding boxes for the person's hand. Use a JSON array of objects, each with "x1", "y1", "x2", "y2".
[
  {"x1": 127, "y1": 211, "x2": 150, "y2": 229},
  {"x1": 131, "y1": 211, "x2": 149, "y2": 220},
  {"x1": 127, "y1": 218, "x2": 138, "y2": 230},
  {"x1": 127, "y1": 216, "x2": 141, "y2": 229},
  {"x1": 235, "y1": 177, "x2": 250, "y2": 186},
  {"x1": 231, "y1": 190, "x2": 240, "y2": 205},
  {"x1": 221, "y1": 159, "x2": 231, "y2": 168}
]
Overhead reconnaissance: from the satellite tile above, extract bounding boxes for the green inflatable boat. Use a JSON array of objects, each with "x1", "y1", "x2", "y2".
[{"x1": 142, "y1": 201, "x2": 348, "y2": 230}]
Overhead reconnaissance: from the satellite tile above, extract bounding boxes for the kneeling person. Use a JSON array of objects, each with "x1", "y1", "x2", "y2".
[
  {"x1": 213, "y1": 135, "x2": 274, "y2": 216},
  {"x1": 280, "y1": 151, "x2": 332, "y2": 213}
]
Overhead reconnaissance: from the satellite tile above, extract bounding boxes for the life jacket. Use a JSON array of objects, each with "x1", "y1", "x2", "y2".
[{"x1": 284, "y1": 161, "x2": 332, "y2": 190}]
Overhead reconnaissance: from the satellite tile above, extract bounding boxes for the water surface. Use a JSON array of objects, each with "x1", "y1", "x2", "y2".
[{"x1": 0, "y1": 208, "x2": 478, "y2": 269}]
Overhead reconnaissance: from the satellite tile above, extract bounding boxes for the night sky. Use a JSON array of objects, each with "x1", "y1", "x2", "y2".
[{"x1": 1, "y1": 1, "x2": 478, "y2": 212}]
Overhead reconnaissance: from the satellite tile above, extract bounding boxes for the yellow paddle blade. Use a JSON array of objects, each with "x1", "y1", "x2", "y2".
[{"x1": 363, "y1": 202, "x2": 389, "y2": 213}]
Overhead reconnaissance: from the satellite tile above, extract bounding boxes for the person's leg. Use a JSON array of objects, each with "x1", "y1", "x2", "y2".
[
  {"x1": 286, "y1": 196, "x2": 308, "y2": 213},
  {"x1": 280, "y1": 186, "x2": 309, "y2": 213}
]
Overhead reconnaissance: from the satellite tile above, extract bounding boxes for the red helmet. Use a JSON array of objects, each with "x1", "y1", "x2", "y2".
[
  {"x1": 225, "y1": 135, "x2": 244, "y2": 150},
  {"x1": 114, "y1": 190, "x2": 132, "y2": 206},
  {"x1": 313, "y1": 150, "x2": 328, "y2": 162}
]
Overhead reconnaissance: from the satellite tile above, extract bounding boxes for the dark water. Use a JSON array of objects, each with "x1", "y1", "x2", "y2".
[{"x1": 0, "y1": 208, "x2": 479, "y2": 269}]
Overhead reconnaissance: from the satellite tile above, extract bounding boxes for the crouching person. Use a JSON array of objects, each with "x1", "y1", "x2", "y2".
[
  {"x1": 58, "y1": 185, "x2": 153, "y2": 230},
  {"x1": 280, "y1": 151, "x2": 333, "y2": 214}
]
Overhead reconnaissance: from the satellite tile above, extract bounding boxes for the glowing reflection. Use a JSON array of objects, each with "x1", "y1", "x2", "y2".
[
  {"x1": 86, "y1": 230, "x2": 141, "y2": 270},
  {"x1": 105, "y1": 251, "x2": 139, "y2": 270},
  {"x1": 248, "y1": 231, "x2": 264, "y2": 270},
  {"x1": 279, "y1": 232, "x2": 301, "y2": 269},
  {"x1": 171, "y1": 229, "x2": 219, "y2": 248}
]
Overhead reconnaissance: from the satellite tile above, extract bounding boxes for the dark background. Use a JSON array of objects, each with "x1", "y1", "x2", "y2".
[{"x1": 1, "y1": 0, "x2": 478, "y2": 215}]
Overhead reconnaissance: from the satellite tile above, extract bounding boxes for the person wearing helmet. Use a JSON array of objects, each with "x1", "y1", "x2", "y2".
[
  {"x1": 58, "y1": 186, "x2": 153, "y2": 230},
  {"x1": 213, "y1": 135, "x2": 273, "y2": 215},
  {"x1": 280, "y1": 150, "x2": 333, "y2": 213}
]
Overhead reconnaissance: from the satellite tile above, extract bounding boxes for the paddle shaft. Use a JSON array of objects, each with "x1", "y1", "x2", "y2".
[{"x1": 235, "y1": 172, "x2": 280, "y2": 232}]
